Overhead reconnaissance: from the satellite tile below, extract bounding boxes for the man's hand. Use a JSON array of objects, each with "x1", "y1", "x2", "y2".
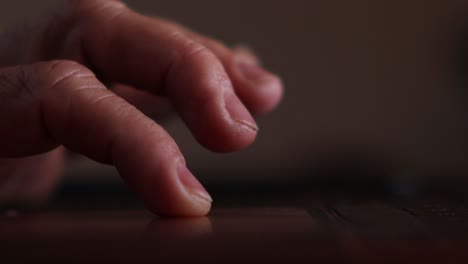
[{"x1": 0, "y1": 0, "x2": 283, "y2": 216}]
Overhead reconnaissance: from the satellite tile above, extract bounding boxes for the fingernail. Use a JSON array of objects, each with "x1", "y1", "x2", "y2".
[
  {"x1": 224, "y1": 91, "x2": 258, "y2": 132},
  {"x1": 177, "y1": 165, "x2": 212, "y2": 204}
]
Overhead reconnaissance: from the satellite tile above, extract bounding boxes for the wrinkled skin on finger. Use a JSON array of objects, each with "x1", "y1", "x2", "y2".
[{"x1": 0, "y1": 0, "x2": 283, "y2": 216}]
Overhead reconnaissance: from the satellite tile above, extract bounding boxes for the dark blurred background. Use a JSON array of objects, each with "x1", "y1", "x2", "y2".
[{"x1": 2, "y1": 0, "x2": 468, "y2": 186}]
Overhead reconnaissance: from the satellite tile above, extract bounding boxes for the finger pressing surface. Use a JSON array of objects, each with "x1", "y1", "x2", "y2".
[{"x1": 0, "y1": 60, "x2": 211, "y2": 216}]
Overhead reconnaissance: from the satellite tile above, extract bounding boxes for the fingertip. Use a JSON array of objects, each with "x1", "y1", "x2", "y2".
[
  {"x1": 192, "y1": 91, "x2": 259, "y2": 153},
  {"x1": 249, "y1": 72, "x2": 284, "y2": 115},
  {"x1": 231, "y1": 56, "x2": 284, "y2": 115},
  {"x1": 232, "y1": 45, "x2": 261, "y2": 66},
  {"x1": 176, "y1": 164, "x2": 212, "y2": 215},
  {"x1": 116, "y1": 149, "x2": 212, "y2": 217},
  {"x1": 143, "y1": 163, "x2": 212, "y2": 217},
  {"x1": 221, "y1": 91, "x2": 259, "y2": 151},
  {"x1": 167, "y1": 43, "x2": 258, "y2": 153}
]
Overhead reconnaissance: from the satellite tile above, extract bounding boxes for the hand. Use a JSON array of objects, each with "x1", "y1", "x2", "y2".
[{"x1": 0, "y1": 0, "x2": 283, "y2": 216}]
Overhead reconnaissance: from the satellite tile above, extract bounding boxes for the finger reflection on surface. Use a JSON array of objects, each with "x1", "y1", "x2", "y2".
[
  {"x1": 145, "y1": 208, "x2": 316, "y2": 242},
  {"x1": 1, "y1": 207, "x2": 468, "y2": 263},
  {"x1": 141, "y1": 208, "x2": 318, "y2": 263},
  {"x1": 146, "y1": 216, "x2": 212, "y2": 240}
]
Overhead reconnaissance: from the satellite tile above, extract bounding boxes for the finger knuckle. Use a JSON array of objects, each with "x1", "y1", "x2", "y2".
[
  {"x1": 204, "y1": 38, "x2": 230, "y2": 54},
  {"x1": 168, "y1": 31, "x2": 213, "y2": 65},
  {"x1": 180, "y1": 40, "x2": 212, "y2": 65},
  {"x1": 36, "y1": 60, "x2": 97, "y2": 92},
  {"x1": 64, "y1": 0, "x2": 127, "y2": 16},
  {"x1": 43, "y1": 0, "x2": 128, "y2": 62}
]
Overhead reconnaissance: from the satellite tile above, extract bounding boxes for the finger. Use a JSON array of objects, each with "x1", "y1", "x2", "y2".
[
  {"x1": 0, "y1": 60, "x2": 212, "y2": 216},
  {"x1": 111, "y1": 84, "x2": 173, "y2": 122},
  {"x1": 54, "y1": 0, "x2": 258, "y2": 152},
  {"x1": 138, "y1": 18, "x2": 283, "y2": 115},
  {"x1": 185, "y1": 34, "x2": 284, "y2": 115}
]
